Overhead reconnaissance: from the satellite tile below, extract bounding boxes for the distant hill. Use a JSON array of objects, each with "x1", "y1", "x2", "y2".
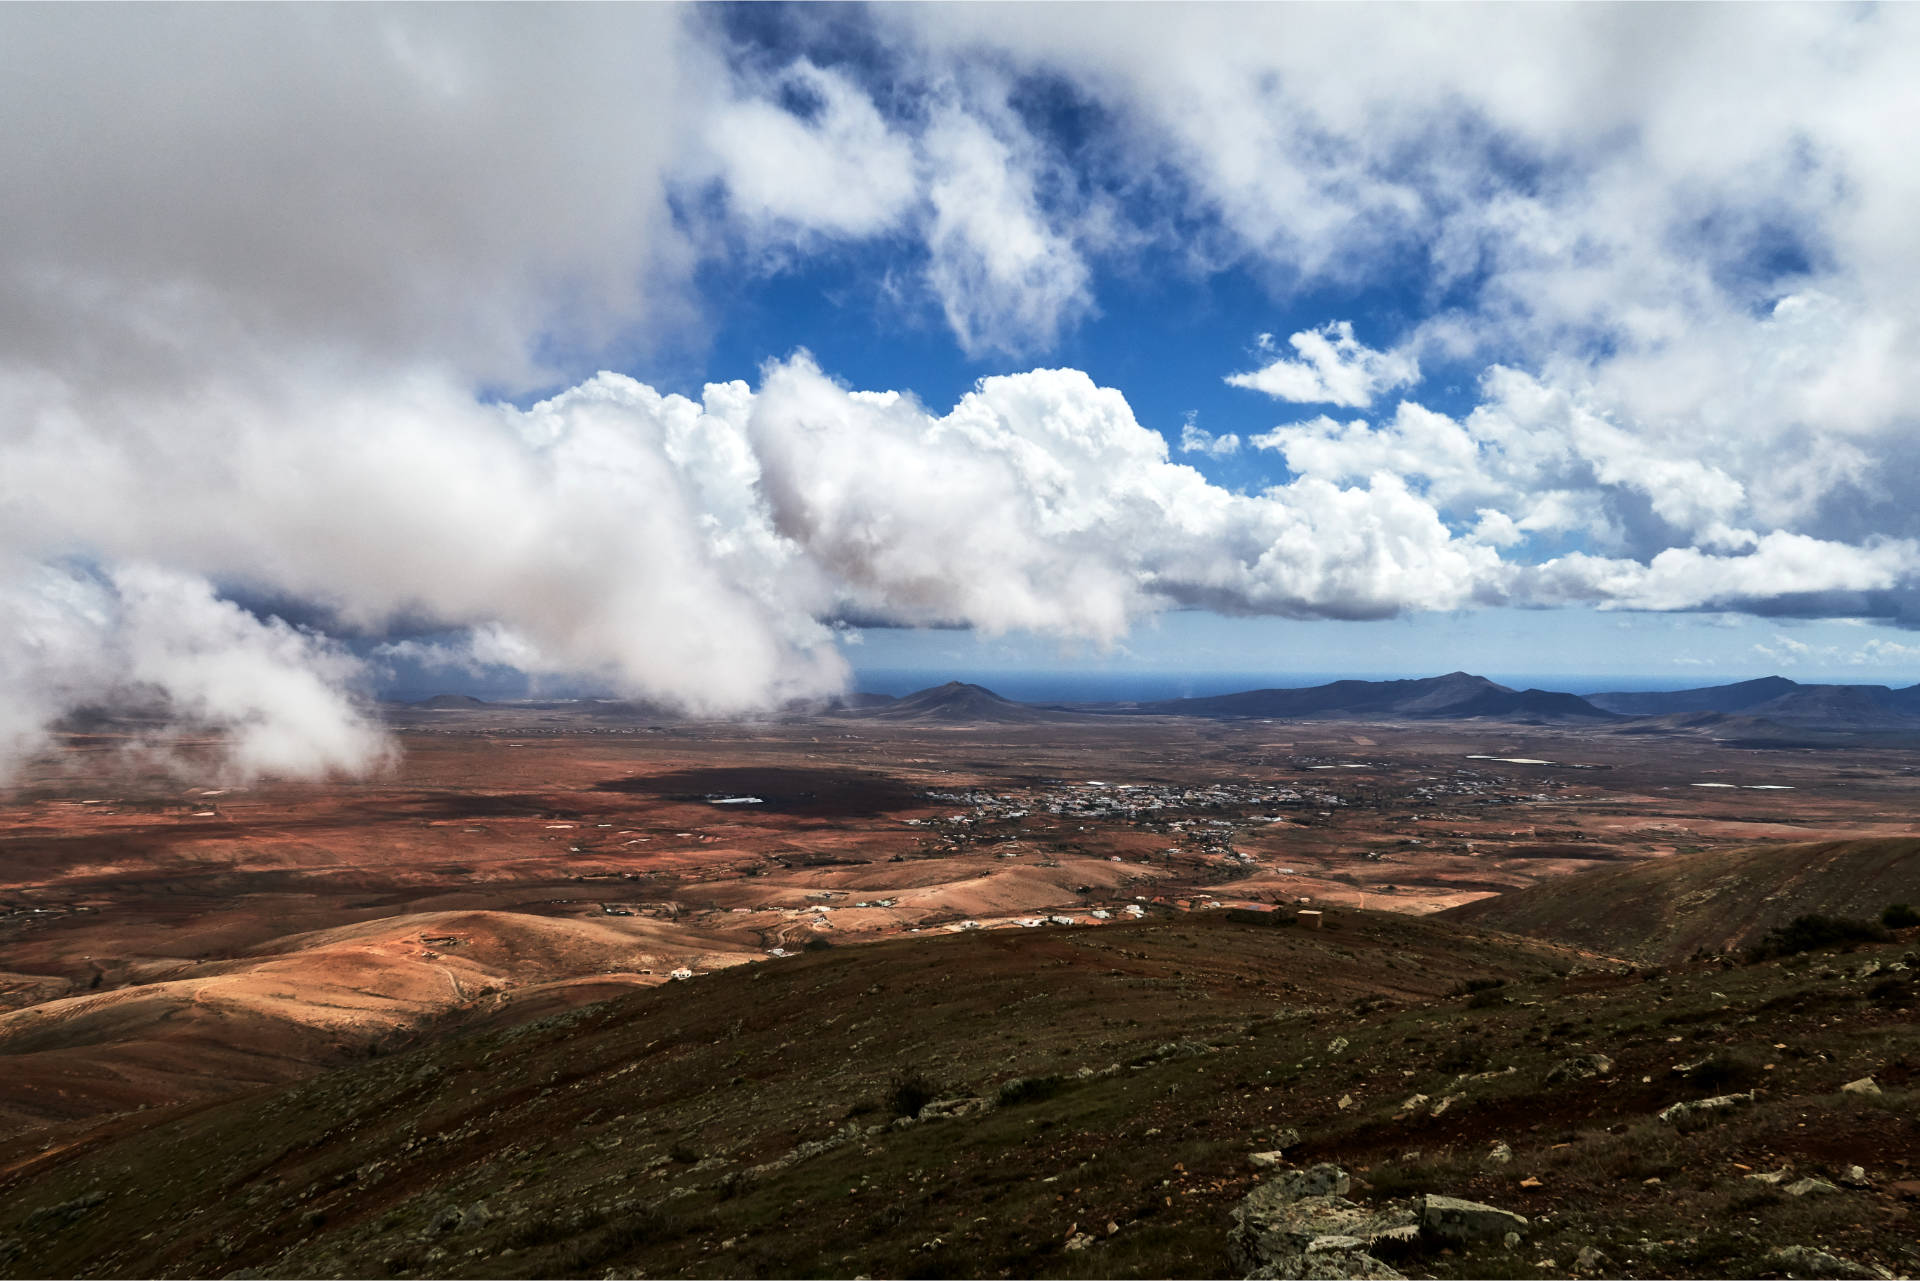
[
  {"x1": 1128, "y1": 672, "x2": 1618, "y2": 723},
  {"x1": 411, "y1": 693, "x2": 490, "y2": 710},
  {"x1": 1586, "y1": 676, "x2": 1801, "y2": 716},
  {"x1": 849, "y1": 681, "x2": 1078, "y2": 724},
  {"x1": 1590, "y1": 677, "x2": 1920, "y2": 730},
  {"x1": 1444, "y1": 836, "x2": 1920, "y2": 962}
]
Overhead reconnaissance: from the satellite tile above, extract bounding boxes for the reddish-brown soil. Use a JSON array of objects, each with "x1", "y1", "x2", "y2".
[{"x1": 3, "y1": 709, "x2": 1918, "y2": 1144}]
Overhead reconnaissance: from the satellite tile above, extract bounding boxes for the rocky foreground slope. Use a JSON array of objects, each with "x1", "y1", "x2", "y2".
[{"x1": 0, "y1": 901, "x2": 1915, "y2": 1280}]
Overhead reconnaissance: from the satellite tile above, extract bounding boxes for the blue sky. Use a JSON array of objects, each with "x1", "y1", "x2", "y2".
[{"x1": 6, "y1": 4, "x2": 1920, "y2": 776}]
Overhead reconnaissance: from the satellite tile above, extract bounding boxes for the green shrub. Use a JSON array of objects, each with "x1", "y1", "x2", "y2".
[
  {"x1": 1746, "y1": 914, "x2": 1891, "y2": 961},
  {"x1": 887, "y1": 1071, "x2": 937, "y2": 1119},
  {"x1": 996, "y1": 1074, "x2": 1066, "y2": 1106}
]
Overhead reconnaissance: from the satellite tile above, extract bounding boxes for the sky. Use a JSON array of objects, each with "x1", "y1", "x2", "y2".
[{"x1": 5, "y1": 3, "x2": 1920, "y2": 779}]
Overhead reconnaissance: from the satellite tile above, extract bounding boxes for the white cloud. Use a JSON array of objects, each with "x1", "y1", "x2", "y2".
[
  {"x1": 1227, "y1": 322, "x2": 1420, "y2": 408},
  {"x1": 1179, "y1": 420, "x2": 1241, "y2": 457},
  {"x1": 1527, "y1": 532, "x2": 1920, "y2": 613},
  {"x1": 922, "y1": 108, "x2": 1093, "y2": 357},
  {"x1": 704, "y1": 60, "x2": 919, "y2": 239},
  {"x1": 8, "y1": 6, "x2": 1920, "y2": 785},
  {"x1": 0, "y1": 564, "x2": 391, "y2": 784}
]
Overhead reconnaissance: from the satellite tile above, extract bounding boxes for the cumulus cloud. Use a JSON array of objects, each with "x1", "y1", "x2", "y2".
[
  {"x1": 1228, "y1": 323, "x2": 1420, "y2": 408},
  {"x1": 8, "y1": 5, "x2": 1920, "y2": 785}
]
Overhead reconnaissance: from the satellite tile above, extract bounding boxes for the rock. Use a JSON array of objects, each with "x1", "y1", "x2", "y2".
[
  {"x1": 1840, "y1": 1076, "x2": 1882, "y2": 1097},
  {"x1": 918, "y1": 1095, "x2": 992, "y2": 1120},
  {"x1": 1656, "y1": 1091, "x2": 1755, "y2": 1130},
  {"x1": 1064, "y1": 1232, "x2": 1095, "y2": 1252},
  {"x1": 1765, "y1": 1245, "x2": 1895, "y2": 1279},
  {"x1": 1327, "y1": 1036, "x2": 1350, "y2": 1056},
  {"x1": 1336, "y1": 1093, "x2": 1354, "y2": 1110},
  {"x1": 1270, "y1": 1164, "x2": 1351, "y2": 1201},
  {"x1": 1430, "y1": 1093, "x2": 1466, "y2": 1118},
  {"x1": 1547, "y1": 1053, "x2": 1614, "y2": 1083},
  {"x1": 1839, "y1": 1164, "x2": 1871, "y2": 1188},
  {"x1": 1784, "y1": 1177, "x2": 1841, "y2": 1197},
  {"x1": 22, "y1": 1191, "x2": 107, "y2": 1234},
  {"x1": 1575, "y1": 1245, "x2": 1608, "y2": 1271},
  {"x1": 1746, "y1": 1167, "x2": 1792, "y2": 1186},
  {"x1": 1485, "y1": 1142, "x2": 1513, "y2": 1165},
  {"x1": 1250, "y1": 1151, "x2": 1290, "y2": 1171},
  {"x1": 1420, "y1": 1194, "x2": 1528, "y2": 1242},
  {"x1": 1228, "y1": 1165, "x2": 1418, "y2": 1281},
  {"x1": 1396, "y1": 1093, "x2": 1430, "y2": 1117},
  {"x1": 1271, "y1": 1126, "x2": 1303, "y2": 1149},
  {"x1": 1502, "y1": 1231, "x2": 1521, "y2": 1250}
]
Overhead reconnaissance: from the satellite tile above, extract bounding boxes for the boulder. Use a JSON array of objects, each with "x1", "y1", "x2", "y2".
[
  {"x1": 1765, "y1": 1245, "x2": 1895, "y2": 1279},
  {"x1": 1840, "y1": 1077, "x2": 1882, "y2": 1097},
  {"x1": 1547, "y1": 1053, "x2": 1615, "y2": 1083},
  {"x1": 1784, "y1": 1177, "x2": 1841, "y2": 1198},
  {"x1": 1269, "y1": 1164, "x2": 1351, "y2": 1201},
  {"x1": 1419, "y1": 1194, "x2": 1528, "y2": 1242},
  {"x1": 1574, "y1": 1245, "x2": 1608, "y2": 1272},
  {"x1": 1656, "y1": 1090, "x2": 1755, "y2": 1130},
  {"x1": 1229, "y1": 1165, "x2": 1418, "y2": 1281}
]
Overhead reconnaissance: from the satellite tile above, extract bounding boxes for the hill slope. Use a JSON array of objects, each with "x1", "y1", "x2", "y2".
[
  {"x1": 1, "y1": 908, "x2": 1915, "y2": 1281},
  {"x1": 1444, "y1": 837, "x2": 1920, "y2": 962}
]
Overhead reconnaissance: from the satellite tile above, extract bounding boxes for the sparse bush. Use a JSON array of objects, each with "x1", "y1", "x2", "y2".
[
  {"x1": 1746, "y1": 914, "x2": 1891, "y2": 961},
  {"x1": 666, "y1": 1141, "x2": 700, "y2": 1164},
  {"x1": 1868, "y1": 975, "x2": 1914, "y2": 1006},
  {"x1": 1881, "y1": 903, "x2": 1920, "y2": 929},
  {"x1": 802, "y1": 936, "x2": 834, "y2": 952},
  {"x1": 887, "y1": 1071, "x2": 937, "y2": 1119},
  {"x1": 1677, "y1": 1048, "x2": 1763, "y2": 1092}
]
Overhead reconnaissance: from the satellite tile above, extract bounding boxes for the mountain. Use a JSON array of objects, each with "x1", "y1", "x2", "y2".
[
  {"x1": 412, "y1": 693, "x2": 491, "y2": 710},
  {"x1": 847, "y1": 681, "x2": 1077, "y2": 724},
  {"x1": 1129, "y1": 672, "x2": 1617, "y2": 723},
  {"x1": 1585, "y1": 676, "x2": 1801, "y2": 716},
  {"x1": 1444, "y1": 836, "x2": 1920, "y2": 962},
  {"x1": 1590, "y1": 677, "x2": 1920, "y2": 730}
]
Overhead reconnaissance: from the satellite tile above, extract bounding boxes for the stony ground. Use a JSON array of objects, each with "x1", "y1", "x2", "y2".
[{"x1": 1, "y1": 907, "x2": 1914, "y2": 1279}]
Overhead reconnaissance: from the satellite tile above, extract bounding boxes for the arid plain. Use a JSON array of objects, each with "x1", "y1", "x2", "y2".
[{"x1": 5, "y1": 697, "x2": 1920, "y2": 1157}]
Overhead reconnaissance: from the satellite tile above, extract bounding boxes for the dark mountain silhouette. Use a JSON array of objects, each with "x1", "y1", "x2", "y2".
[
  {"x1": 1128, "y1": 672, "x2": 1617, "y2": 722},
  {"x1": 1590, "y1": 677, "x2": 1920, "y2": 730},
  {"x1": 851, "y1": 681, "x2": 1076, "y2": 724},
  {"x1": 411, "y1": 693, "x2": 490, "y2": 709},
  {"x1": 1586, "y1": 675, "x2": 1801, "y2": 716}
]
